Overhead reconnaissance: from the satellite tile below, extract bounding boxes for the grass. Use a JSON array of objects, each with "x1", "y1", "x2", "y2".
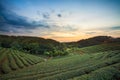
[
  {"x1": 8, "y1": 51, "x2": 19, "y2": 70},
  {"x1": 12, "y1": 50, "x2": 25, "y2": 68},
  {"x1": 1, "y1": 50, "x2": 120, "y2": 80},
  {"x1": 0, "y1": 48, "x2": 7, "y2": 62},
  {"x1": 0, "y1": 43, "x2": 120, "y2": 80},
  {"x1": 70, "y1": 43, "x2": 120, "y2": 54},
  {"x1": 1, "y1": 58, "x2": 12, "y2": 74},
  {"x1": 15, "y1": 52, "x2": 30, "y2": 67},
  {"x1": 69, "y1": 63, "x2": 120, "y2": 80},
  {"x1": 0, "y1": 48, "x2": 44, "y2": 75}
]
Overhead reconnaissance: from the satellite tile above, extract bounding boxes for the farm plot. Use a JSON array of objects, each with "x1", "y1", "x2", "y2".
[
  {"x1": 1, "y1": 50, "x2": 120, "y2": 80},
  {"x1": 0, "y1": 48, "x2": 44, "y2": 75}
]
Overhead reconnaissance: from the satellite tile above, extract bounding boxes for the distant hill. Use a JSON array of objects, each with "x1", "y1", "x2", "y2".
[
  {"x1": 70, "y1": 43, "x2": 120, "y2": 54},
  {"x1": 0, "y1": 35, "x2": 119, "y2": 56},
  {"x1": 65, "y1": 36, "x2": 120, "y2": 48},
  {"x1": 0, "y1": 35, "x2": 66, "y2": 55}
]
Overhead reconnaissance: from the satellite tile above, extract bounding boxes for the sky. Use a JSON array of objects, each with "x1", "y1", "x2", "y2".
[{"x1": 0, "y1": 0, "x2": 120, "y2": 42}]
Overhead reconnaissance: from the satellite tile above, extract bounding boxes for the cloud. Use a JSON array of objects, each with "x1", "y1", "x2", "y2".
[
  {"x1": 0, "y1": 3, "x2": 49, "y2": 33},
  {"x1": 64, "y1": 26, "x2": 78, "y2": 31},
  {"x1": 109, "y1": 26, "x2": 120, "y2": 30},
  {"x1": 85, "y1": 32, "x2": 96, "y2": 34},
  {"x1": 57, "y1": 14, "x2": 62, "y2": 17},
  {"x1": 42, "y1": 12, "x2": 50, "y2": 19},
  {"x1": 37, "y1": 11, "x2": 41, "y2": 17}
]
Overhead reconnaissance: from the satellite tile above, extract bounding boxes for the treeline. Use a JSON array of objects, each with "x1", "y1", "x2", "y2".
[
  {"x1": 0, "y1": 35, "x2": 119, "y2": 56},
  {"x1": 0, "y1": 35, "x2": 68, "y2": 56},
  {"x1": 65, "y1": 36, "x2": 120, "y2": 48}
]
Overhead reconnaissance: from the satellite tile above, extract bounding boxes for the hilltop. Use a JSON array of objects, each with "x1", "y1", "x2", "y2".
[
  {"x1": 65, "y1": 36, "x2": 120, "y2": 48},
  {"x1": 0, "y1": 35, "x2": 119, "y2": 57}
]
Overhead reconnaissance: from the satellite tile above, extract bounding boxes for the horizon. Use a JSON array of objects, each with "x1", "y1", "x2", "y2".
[
  {"x1": 0, "y1": 0, "x2": 120, "y2": 42},
  {"x1": 0, "y1": 34, "x2": 119, "y2": 42}
]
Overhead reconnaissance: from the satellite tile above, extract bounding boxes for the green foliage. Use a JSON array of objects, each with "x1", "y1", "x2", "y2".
[
  {"x1": 12, "y1": 51, "x2": 24, "y2": 68},
  {"x1": 0, "y1": 48, "x2": 6, "y2": 61},
  {"x1": 0, "y1": 35, "x2": 67, "y2": 56},
  {"x1": 8, "y1": 51, "x2": 19, "y2": 70},
  {"x1": 70, "y1": 43, "x2": 120, "y2": 54},
  {"x1": 44, "y1": 47, "x2": 69, "y2": 57},
  {"x1": 1, "y1": 35, "x2": 119, "y2": 57},
  {"x1": 0, "y1": 48, "x2": 44, "y2": 75},
  {"x1": 1, "y1": 59, "x2": 12, "y2": 74},
  {"x1": 14, "y1": 52, "x2": 30, "y2": 66},
  {"x1": 1, "y1": 49, "x2": 120, "y2": 80},
  {"x1": 71, "y1": 65, "x2": 120, "y2": 80},
  {"x1": 66, "y1": 36, "x2": 120, "y2": 48},
  {"x1": 0, "y1": 35, "x2": 120, "y2": 79}
]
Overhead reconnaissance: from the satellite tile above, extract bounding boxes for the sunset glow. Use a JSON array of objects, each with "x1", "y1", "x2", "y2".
[{"x1": 0, "y1": 0, "x2": 120, "y2": 42}]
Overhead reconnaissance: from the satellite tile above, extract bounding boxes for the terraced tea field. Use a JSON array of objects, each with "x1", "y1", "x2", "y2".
[
  {"x1": 0, "y1": 48, "x2": 44, "y2": 74},
  {"x1": 0, "y1": 43, "x2": 120, "y2": 80}
]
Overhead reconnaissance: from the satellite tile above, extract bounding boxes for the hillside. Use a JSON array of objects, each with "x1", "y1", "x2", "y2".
[
  {"x1": 0, "y1": 48, "x2": 44, "y2": 74},
  {"x1": 70, "y1": 43, "x2": 120, "y2": 54},
  {"x1": 1, "y1": 43, "x2": 120, "y2": 80},
  {"x1": 0, "y1": 35, "x2": 119, "y2": 57},
  {"x1": 0, "y1": 35, "x2": 68, "y2": 56},
  {"x1": 66, "y1": 36, "x2": 120, "y2": 48}
]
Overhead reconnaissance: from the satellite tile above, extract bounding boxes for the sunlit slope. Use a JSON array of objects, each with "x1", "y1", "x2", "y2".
[
  {"x1": 0, "y1": 48, "x2": 44, "y2": 74},
  {"x1": 1, "y1": 49, "x2": 120, "y2": 79},
  {"x1": 71, "y1": 43, "x2": 120, "y2": 54}
]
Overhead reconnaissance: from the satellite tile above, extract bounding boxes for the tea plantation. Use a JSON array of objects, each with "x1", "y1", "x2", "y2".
[
  {"x1": 0, "y1": 43, "x2": 120, "y2": 80},
  {"x1": 0, "y1": 48, "x2": 44, "y2": 74}
]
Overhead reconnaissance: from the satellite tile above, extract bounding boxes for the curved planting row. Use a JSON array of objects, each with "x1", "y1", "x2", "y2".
[
  {"x1": 69, "y1": 63, "x2": 120, "y2": 80},
  {"x1": 0, "y1": 48, "x2": 44, "y2": 74},
  {"x1": 1, "y1": 50, "x2": 120, "y2": 80}
]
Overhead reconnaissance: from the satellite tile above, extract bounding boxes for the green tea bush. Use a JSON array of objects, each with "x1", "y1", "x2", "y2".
[
  {"x1": 1, "y1": 59, "x2": 12, "y2": 74},
  {"x1": 8, "y1": 53, "x2": 18, "y2": 70},
  {"x1": 12, "y1": 51, "x2": 24, "y2": 68}
]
